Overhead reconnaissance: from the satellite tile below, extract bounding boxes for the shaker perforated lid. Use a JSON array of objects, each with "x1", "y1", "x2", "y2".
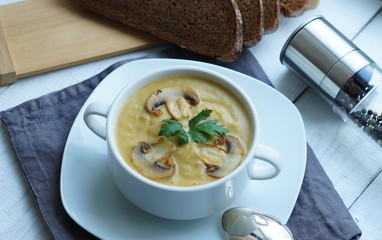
[{"x1": 280, "y1": 16, "x2": 374, "y2": 105}]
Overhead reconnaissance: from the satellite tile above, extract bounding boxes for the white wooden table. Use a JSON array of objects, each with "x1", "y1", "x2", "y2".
[{"x1": 1, "y1": 0, "x2": 382, "y2": 239}]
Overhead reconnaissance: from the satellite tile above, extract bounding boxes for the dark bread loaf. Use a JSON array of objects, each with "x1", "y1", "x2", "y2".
[
  {"x1": 262, "y1": 0, "x2": 280, "y2": 33},
  {"x1": 280, "y1": 0, "x2": 319, "y2": 17},
  {"x1": 75, "y1": 0, "x2": 243, "y2": 60},
  {"x1": 236, "y1": 0, "x2": 264, "y2": 46}
]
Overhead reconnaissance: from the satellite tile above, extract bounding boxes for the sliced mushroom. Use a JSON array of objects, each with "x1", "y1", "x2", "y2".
[
  {"x1": 200, "y1": 135, "x2": 244, "y2": 178},
  {"x1": 131, "y1": 137, "x2": 176, "y2": 179},
  {"x1": 145, "y1": 86, "x2": 200, "y2": 120}
]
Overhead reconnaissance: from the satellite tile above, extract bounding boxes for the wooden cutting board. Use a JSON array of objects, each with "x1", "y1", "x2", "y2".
[{"x1": 0, "y1": 0, "x2": 161, "y2": 85}]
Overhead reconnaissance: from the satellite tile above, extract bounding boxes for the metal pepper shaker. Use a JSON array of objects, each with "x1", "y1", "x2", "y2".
[{"x1": 280, "y1": 16, "x2": 382, "y2": 147}]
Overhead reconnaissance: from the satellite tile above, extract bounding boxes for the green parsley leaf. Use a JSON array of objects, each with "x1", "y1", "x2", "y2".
[
  {"x1": 190, "y1": 120, "x2": 229, "y2": 137},
  {"x1": 189, "y1": 109, "x2": 212, "y2": 128},
  {"x1": 158, "y1": 119, "x2": 189, "y2": 144},
  {"x1": 178, "y1": 130, "x2": 190, "y2": 145},
  {"x1": 158, "y1": 119, "x2": 183, "y2": 137},
  {"x1": 188, "y1": 109, "x2": 228, "y2": 143},
  {"x1": 188, "y1": 130, "x2": 209, "y2": 143},
  {"x1": 157, "y1": 109, "x2": 227, "y2": 145}
]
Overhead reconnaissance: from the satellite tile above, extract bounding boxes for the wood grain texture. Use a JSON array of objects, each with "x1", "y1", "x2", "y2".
[
  {"x1": 295, "y1": 89, "x2": 382, "y2": 206},
  {"x1": 0, "y1": 21, "x2": 17, "y2": 85},
  {"x1": 350, "y1": 173, "x2": 382, "y2": 240},
  {"x1": 0, "y1": 0, "x2": 160, "y2": 79},
  {"x1": 348, "y1": 9, "x2": 382, "y2": 240}
]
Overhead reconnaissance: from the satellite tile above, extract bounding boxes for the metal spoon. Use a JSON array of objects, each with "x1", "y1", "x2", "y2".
[{"x1": 222, "y1": 207, "x2": 294, "y2": 240}]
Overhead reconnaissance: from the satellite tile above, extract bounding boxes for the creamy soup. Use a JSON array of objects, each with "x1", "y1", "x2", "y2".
[{"x1": 116, "y1": 75, "x2": 253, "y2": 186}]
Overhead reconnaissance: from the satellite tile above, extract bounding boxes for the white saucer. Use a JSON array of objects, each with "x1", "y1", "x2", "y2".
[{"x1": 60, "y1": 59, "x2": 306, "y2": 240}]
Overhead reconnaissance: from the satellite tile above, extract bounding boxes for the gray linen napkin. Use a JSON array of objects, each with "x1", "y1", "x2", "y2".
[{"x1": 0, "y1": 46, "x2": 361, "y2": 240}]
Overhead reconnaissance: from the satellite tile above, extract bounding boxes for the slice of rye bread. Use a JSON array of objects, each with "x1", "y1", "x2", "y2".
[
  {"x1": 280, "y1": 0, "x2": 306, "y2": 17},
  {"x1": 280, "y1": 0, "x2": 319, "y2": 17},
  {"x1": 75, "y1": 0, "x2": 243, "y2": 60},
  {"x1": 236, "y1": 0, "x2": 264, "y2": 46},
  {"x1": 262, "y1": 0, "x2": 280, "y2": 33}
]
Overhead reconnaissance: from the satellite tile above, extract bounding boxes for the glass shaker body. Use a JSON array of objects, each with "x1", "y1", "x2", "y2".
[{"x1": 334, "y1": 64, "x2": 382, "y2": 146}]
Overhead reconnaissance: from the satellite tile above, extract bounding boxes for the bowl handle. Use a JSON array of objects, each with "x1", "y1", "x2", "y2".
[
  {"x1": 250, "y1": 144, "x2": 282, "y2": 180},
  {"x1": 83, "y1": 102, "x2": 110, "y2": 140}
]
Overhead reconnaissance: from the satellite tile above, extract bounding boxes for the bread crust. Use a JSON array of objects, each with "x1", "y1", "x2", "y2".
[
  {"x1": 281, "y1": 0, "x2": 319, "y2": 17},
  {"x1": 236, "y1": 0, "x2": 264, "y2": 47},
  {"x1": 262, "y1": 0, "x2": 280, "y2": 33}
]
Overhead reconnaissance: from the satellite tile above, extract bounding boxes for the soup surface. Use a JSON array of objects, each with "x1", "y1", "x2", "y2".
[{"x1": 116, "y1": 75, "x2": 253, "y2": 186}]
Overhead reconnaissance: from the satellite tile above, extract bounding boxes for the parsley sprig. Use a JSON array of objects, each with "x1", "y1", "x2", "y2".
[
  {"x1": 158, "y1": 109, "x2": 228, "y2": 144},
  {"x1": 158, "y1": 119, "x2": 189, "y2": 144}
]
